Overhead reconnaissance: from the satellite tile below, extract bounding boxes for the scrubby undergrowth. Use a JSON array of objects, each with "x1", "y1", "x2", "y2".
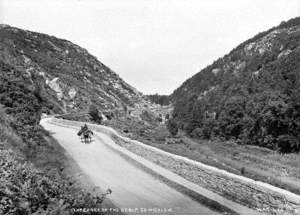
[{"x1": 0, "y1": 149, "x2": 105, "y2": 215}]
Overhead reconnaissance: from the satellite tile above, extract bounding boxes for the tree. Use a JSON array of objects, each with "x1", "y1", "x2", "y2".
[
  {"x1": 88, "y1": 104, "x2": 103, "y2": 124},
  {"x1": 167, "y1": 118, "x2": 178, "y2": 136},
  {"x1": 147, "y1": 94, "x2": 171, "y2": 106}
]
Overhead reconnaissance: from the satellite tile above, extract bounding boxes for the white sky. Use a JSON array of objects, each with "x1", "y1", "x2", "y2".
[{"x1": 1, "y1": 0, "x2": 300, "y2": 94}]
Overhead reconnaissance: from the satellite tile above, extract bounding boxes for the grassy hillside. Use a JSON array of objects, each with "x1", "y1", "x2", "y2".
[{"x1": 170, "y1": 17, "x2": 300, "y2": 153}]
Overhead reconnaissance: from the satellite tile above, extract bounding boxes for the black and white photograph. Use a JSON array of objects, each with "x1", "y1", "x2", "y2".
[{"x1": 0, "y1": 0, "x2": 300, "y2": 214}]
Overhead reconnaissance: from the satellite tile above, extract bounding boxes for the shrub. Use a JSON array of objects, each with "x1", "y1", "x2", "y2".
[
  {"x1": 88, "y1": 104, "x2": 103, "y2": 124},
  {"x1": 0, "y1": 149, "x2": 107, "y2": 215},
  {"x1": 277, "y1": 135, "x2": 300, "y2": 153},
  {"x1": 167, "y1": 119, "x2": 178, "y2": 136}
]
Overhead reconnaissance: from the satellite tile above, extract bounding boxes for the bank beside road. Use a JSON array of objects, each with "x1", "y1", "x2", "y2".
[{"x1": 48, "y1": 117, "x2": 300, "y2": 215}]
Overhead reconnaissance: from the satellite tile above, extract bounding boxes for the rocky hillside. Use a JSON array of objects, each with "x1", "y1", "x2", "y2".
[
  {"x1": 0, "y1": 24, "x2": 146, "y2": 115},
  {"x1": 170, "y1": 17, "x2": 300, "y2": 153}
]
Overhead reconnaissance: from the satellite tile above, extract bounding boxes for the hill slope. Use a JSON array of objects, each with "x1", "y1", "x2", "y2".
[
  {"x1": 170, "y1": 17, "x2": 300, "y2": 153},
  {"x1": 0, "y1": 25, "x2": 134, "y2": 213},
  {"x1": 0, "y1": 24, "x2": 145, "y2": 115}
]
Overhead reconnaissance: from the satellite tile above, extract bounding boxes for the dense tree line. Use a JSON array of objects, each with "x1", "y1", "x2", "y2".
[
  {"x1": 147, "y1": 94, "x2": 171, "y2": 106},
  {"x1": 169, "y1": 17, "x2": 300, "y2": 153}
]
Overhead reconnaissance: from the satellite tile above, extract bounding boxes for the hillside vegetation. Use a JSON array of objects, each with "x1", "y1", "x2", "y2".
[
  {"x1": 0, "y1": 25, "x2": 133, "y2": 214},
  {"x1": 170, "y1": 17, "x2": 300, "y2": 153},
  {"x1": 0, "y1": 24, "x2": 146, "y2": 115},
  {"x1": 0, "y1": 107, "x2": 108, "y2": 214},
  {"x1": 146, "y1": 94, "x2": 171, "y2": 106}
]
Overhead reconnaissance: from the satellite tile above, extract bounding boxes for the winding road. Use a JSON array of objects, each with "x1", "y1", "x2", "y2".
[{"x1": 41, "y1": 118, "x2": 220, "y2": 215}]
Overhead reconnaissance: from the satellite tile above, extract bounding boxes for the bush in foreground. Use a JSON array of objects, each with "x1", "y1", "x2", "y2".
[{"x1": 0, "y1": 149, "x2": 106, "y2": 215}]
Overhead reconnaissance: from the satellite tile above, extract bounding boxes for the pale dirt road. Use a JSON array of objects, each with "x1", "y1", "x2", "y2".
[{"x1": 41, "y1": 119, "x2": 220, "y2": 215}]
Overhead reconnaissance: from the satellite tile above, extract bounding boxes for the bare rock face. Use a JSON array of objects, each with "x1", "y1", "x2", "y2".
[
  {"x1": 211, "y1": 68, "x2": 221, "y2": 75},
  {"x1": 277, "y1": 49, "x2": 292, "y2": 58},
  {"x1": 68, "y1": 88, "x2": 77, "y2": 100},
  {"x1": 47, "y1": 78, "x2": 63, "y2": 100},
  {"x1": 0, "y1": 25, "x2": 147, "y2": 114}
]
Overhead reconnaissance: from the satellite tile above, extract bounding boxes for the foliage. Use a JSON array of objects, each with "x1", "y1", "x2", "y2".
[
  {"x1": 146, "y1": 94, "x2": 171, "y2": 106},
  {"x1": 140, "y1": 110, "x2": 158, "y2": 125},
  {"x1": 0, "y1": 106, "x2": 22, "y2": 147},
  {"x1": 0, "y1": 61, "x2": 45, "y2": 148},
  {"x1": 170, "y1": 17, "x2": 300, "y2": 153},
  {"x1": 167, "y1": 119, "x2": 179, "y2": 137},
  {"x1": 0, "y1": 62, "x2": 107, "y2": 214},
  {"x1": 0, "y1": 25, "x2": 144, "y2": 113},
  {"x1": 0, "y1": 149, "x2": 105, "y2": 215},
  {"x1": 88, "y1": 104, "x2": 103, "y2": 124}
]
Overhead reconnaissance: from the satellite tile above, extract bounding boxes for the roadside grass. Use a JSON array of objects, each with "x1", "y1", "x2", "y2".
[{"x1": 155, "y1": 138, "x2": 300, "y2": 195}]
